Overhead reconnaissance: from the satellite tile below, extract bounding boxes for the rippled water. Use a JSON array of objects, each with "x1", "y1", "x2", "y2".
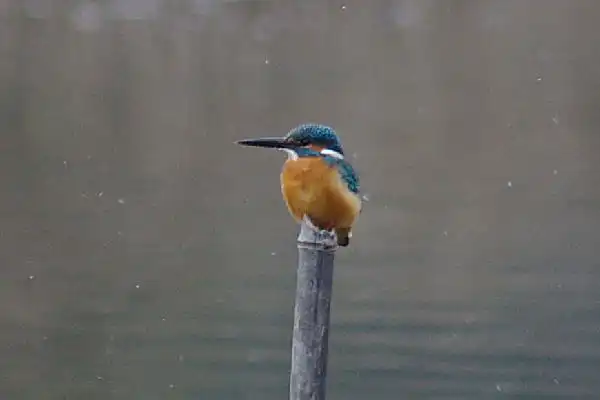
[{"x1": 1, "y1": 1, "x2": 600, "y2": 399}]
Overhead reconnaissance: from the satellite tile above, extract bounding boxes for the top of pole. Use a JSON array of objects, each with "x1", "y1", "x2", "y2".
[{"x1": 297, "y1": 218, "x2": 338, "y2": 251}]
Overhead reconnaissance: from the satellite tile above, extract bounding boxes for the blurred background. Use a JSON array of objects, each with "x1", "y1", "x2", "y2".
[{"x1": 1, "y1": 0, "x2": 600, "y2": 398}]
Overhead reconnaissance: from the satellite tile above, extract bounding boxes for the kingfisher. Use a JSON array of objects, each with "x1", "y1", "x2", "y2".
[{"x1": 236, "y1": 124, "x2": 361, "y2": 247}]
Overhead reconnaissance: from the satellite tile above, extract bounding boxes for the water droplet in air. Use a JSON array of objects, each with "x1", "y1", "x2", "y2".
[
  {"x1": 117, "y1": 198, "x2": 125, "y2": 204},
  {"x1": 507, "y1": 181, "x2": 512, "y2": 188},
  {"x1": 264, "y1": 59, "x2": 269, "y2": 65},
  {"x1": 97, "y1": 191, "x2": 103, "y2": 197},
  {"x1": 271, "y1": 252, "x2": 276, "y2": 256},
  {"x1": 553, "y1": 170, "x2": 558, "y2": 175},
  {"x1": 169, "y1": 384, "x2": 175, "y2": 389},
  {"x1": 341, "y1": 5, "x2": 347, "y2": 10},
  {"x1": 536, "y1": 76, "x2": 542, "y2": 82},
  {"x1": 552, "y1": 116, "x2": 559, "y2": 125},
  {"x1": 28, "y1": 275, "x2": 35, "y2": 280},
  {"x1": 135, "y1": 284, "x2": 140, "y2": 289}
]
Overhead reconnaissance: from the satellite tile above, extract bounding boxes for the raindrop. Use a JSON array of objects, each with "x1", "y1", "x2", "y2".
[
  {"x1": 28, "y1": 275, "x2": 35, "y2": 280},
  {"x1": 536, "y1": 76, "x2": 542, "y2": 82},
  {"x1": 341, "y1": 4, "x2": 347, "y2": 10},
  {"x1": 271, "y1": 252, "x2": 276, "y2": 256},
  {"x1": 117, "y1": 198, "x2": 125, "y2": 204},
  {"x1": 553, "y1": 378, "x2": 560, "y2": 385},
  {"x1": 361, "y1": 194, "x2": 370, "y2": 202},
  {"x1": 553, "y1": 170, "x2": 558, "y2": 175},
  {"x1": 169, "y1": 384, "x2": 175, "y2": 389},
  {"x1": 443, "y1": 231, "x2": 448, "y2": 236},
  {"x1": 96, "y1": 376, "x2": 104, "y2": 381},
  {"x1": 63, "y1": 160, "x2": 68, "y2": 167},
  {"x1": 97, "y1": 191, "x2": 103, "y2": 197},
  {"x1": 507, "y1": 181, "x2": 512, "y2": 188},
  {"x1": 552, "y1": 116, "x2": 559, "y2": 125},
  {"x1": 496, "y1": 384, "x2": 502, "y2": 392},
  {"x1": 264, "y1": 58, "x2": 269, "y2": 65},
  {"x1": 135, "y1": 284, "x2": 140, "y2": 289}
]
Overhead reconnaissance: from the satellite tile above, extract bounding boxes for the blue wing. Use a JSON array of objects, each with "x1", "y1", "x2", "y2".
[
  {"x1": 335, "y1": 159, "x2": 360, "y2": 194},
  {"x1": 294, "y1": 148, "x2": 360, "y2": 194}
]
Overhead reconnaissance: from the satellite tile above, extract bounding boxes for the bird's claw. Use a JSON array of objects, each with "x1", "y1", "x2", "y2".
[{"x1": 301, "y1": 216, "x2": 337, "y2": 247}]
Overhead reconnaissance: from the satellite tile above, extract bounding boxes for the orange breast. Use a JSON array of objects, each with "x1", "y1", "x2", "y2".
[{"x1": 280, "y1": 157, "x2": 361, "y2": 231}]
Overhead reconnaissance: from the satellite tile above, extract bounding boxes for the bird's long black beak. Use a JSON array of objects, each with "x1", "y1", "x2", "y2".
[{"x1": 235, "y1": 137, "x2": 295, "y2": 149}]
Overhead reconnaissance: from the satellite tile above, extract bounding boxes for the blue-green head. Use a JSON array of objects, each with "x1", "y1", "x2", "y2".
[
  {"x1": 236, "y1": 123, "x2": 344, "y2": 155},
  {"x1": 284, "y1": 124, "x2": 344, "y2": 155},
  {"x1": 236, "y1": 123, "x2": 360, "y2": 195}
]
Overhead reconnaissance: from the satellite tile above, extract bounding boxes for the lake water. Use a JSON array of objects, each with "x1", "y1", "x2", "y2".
[{"x1": 1, "y1": 1, "x2": 600, "y2": 398}]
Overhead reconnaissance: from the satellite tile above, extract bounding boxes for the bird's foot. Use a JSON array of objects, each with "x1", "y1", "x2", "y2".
[{"x1": 300, "y1": 216, "x2": 337, "y2": 248}]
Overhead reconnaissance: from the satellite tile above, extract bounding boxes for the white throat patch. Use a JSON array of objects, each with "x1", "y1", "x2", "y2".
[
  {"x1": 279, "y1": 148, "x2": 343, "y2": 160},
  {"x1": 281, "y1": 148, "x2": 298, "y2": 160}
]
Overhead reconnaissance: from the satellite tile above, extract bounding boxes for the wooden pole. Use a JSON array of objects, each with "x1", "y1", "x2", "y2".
[{"x1": 289, "y1": 219, "x2": 337, "y2": 400}]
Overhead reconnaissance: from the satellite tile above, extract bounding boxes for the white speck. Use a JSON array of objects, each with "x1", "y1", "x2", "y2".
[
  {"x1": 264, "y1": 58, "x2": 269, "y2": 64},
  {"x1": 63, "y1": 160, "x2": 68, "y2": 167},
  {"x1": 443, "y1": 231, "x2": 448, "y2": 236},
  {"x1": 178, "y1": 354, "x2": 184, "y2": 362},
  {"x1": 271, "y1": 252, "x2": 276, "y2": 256},
  {"x1": 97, "y1": 191, "x2": 103, "y2": 197},
  {"x1": 552, "y1": 116, "x2": 559, "y2": 125},
  {"x1": 536, "y1": 76, "x2": 542, "y2": 82},
  {"x1": 81, "y1": 192, "x2": 89, "y2": 198},
  {"x1": 135, "y1": 284, "x2": 140, "y2": 289},
  {"x1": 117, "y1": 198, "x2": 125, "y2": 204},
  {"x1": 96, "y1": 376, "x2": 104, "y2": 380},
  {"x1": 341, "y1": 4, "x2": 347, "y2": 10},
  {"x1": 361, "y1": 194, "x2": 370, "y2": 202},
  {"x1": 496, "y1": 384, "x2": 502, "y2": 392},
  {"x1": 507, "y1": 181, "x2": 512, "y2": 188},
  {"x1": 553, "y1": 378, "x2": 560, "y2": 385},
  {"x1": 553, "y1": 169, "x2": 558, "y2": 175},
  {"x1": 28, "y1": 275, "x2": 35, "y2": 280},
  {"x1": 117, "y1": 231, "x2": 123, "y2": 236},
  {"x1": 161, "y1": 317, "x2": 167, "y2": 322},
  {"x1": 169, "y1": 384, "x2": 175, "y2": 389}
]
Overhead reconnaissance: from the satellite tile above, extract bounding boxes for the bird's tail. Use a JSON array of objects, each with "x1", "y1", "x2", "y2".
[{"x1": 335, "y1": 227, "x2": 352, "y2": 247}]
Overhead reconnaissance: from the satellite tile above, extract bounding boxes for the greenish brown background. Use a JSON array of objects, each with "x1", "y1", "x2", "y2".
[{"x1": 1, "y1": 0, "x2": 600, "y2": 399}]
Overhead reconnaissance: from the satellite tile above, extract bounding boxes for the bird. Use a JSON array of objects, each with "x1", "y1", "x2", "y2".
[{"x1": 236, "y1": 123, "x2": 361, "y2": 247}]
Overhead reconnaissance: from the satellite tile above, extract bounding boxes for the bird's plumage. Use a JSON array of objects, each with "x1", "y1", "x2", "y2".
[{"x1": 237, "y1": 124, "x2": 362, "y2": 247}]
